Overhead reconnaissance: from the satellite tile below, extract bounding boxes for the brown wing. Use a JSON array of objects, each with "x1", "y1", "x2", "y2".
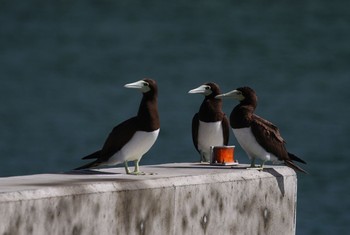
[
  {"x1": 253, "y1": 114, "x2": 285, "y2": 143},
  {"x1": 76, "y1": 117, "x2": 138, "y2": 169},
  {"x1": 222, "y1": 114, "x2": 230, "y2": 145},
  {"x1": 250, "y1": 116, "x2": 289, "y2": 161},
  {"x1": 97, "y1": 117, "x2": 138, "y2": 163},
  {"x1": 191, "y1": 113, "x2": 200, "y2": 152}
]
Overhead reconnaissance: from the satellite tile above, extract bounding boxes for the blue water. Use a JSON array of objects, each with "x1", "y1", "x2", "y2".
[{"x1": 1, "y1": 1, "x2": 350, "y2": 234}]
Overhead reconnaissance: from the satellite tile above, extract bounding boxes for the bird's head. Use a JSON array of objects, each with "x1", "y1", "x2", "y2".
[
  {"x1": 215, "y1": 86, "x2": 257, "y2": 104},
  {"x1": 124, "y1": 79, "x2": 157, "y2": 95},
  {"x1": 188, "y1": 82, "x2": 221, "y2": 98}
]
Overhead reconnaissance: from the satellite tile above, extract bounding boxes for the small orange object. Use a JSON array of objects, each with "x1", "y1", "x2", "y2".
[{"x1": 210, "y1": 146, "x2": 235, "y2": 164}]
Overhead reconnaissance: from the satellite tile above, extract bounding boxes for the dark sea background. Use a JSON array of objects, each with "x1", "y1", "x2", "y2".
[{"x1": 1, "y1": 1, "x2": 349, "y2": 234}]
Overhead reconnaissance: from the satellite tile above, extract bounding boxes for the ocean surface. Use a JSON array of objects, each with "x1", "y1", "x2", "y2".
[{"x1": 1, "y1": 1, "x2": 349, "y2": 234}]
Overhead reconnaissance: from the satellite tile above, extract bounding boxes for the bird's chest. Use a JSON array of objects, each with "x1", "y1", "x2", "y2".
[
  {"x1": 230, "y1": 108, "x2": 252, "y2": 128},
  {"x1": 110, "y1": 129, "x2": 160, "y2": 163},
  {"x1": 125, "y1": 129, "x2": 159, "y2": 153},
  {"x1": 197, "y1": 121, "x2": 224, "y2": 149},
  {"x1": 232, "y1": 127, "x2": 270, "y2": 160}
]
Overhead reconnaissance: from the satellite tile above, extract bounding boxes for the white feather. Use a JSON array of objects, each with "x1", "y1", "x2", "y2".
[
  {"x1": 232, "y1": 127, "x2": 279, "y2": 163},
  {"x1": 197, "y1": 121, "x2": 224, "y2": 161},
  {"x1": 107, "y1": 129, "x2": 160, "y2": 165}
]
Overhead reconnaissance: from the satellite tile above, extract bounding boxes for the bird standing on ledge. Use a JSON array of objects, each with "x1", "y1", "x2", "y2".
[
  {"x1": 75, "y1": 79, "x2": 160, "y2": 175},
  {"x1": 216, "y1": 87, "x2": 307, "y2": 173},
  {"x1": 189, "y1": 82, "x2": 230, "y2": 162}
]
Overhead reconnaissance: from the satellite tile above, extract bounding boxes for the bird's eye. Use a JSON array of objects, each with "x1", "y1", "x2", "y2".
[
  {"x1": 205, "y1": 86, "x2": 211, "y2": 90},
  {"x1": 143, "y1": 82, "x2": 149, "y2": 87}
]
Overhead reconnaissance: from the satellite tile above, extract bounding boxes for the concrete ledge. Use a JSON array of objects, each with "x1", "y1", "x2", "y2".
[{"x1": 0, "y1": 163, "x2": 297, "y2": 235}]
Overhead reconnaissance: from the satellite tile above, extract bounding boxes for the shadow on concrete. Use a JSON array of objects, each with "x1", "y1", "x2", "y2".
[
  {"x1": 152, "y1": 163, "x2": 286, "y2": 196},
  {"x1": 63, "y1": 169, "x2": 120, "y2": 175},
  {"x1": 12, "y1": 169, "x2": 146, "y2": 188},
  {"x1": 13, "y1": 175, "x2": 142, "y2": 189},
  {"x1": 151, "y1": 163, "x2": 249, "y2": 170},
  {"x1": 262, "y1": 168, "x2": 285, "y2": 196}
]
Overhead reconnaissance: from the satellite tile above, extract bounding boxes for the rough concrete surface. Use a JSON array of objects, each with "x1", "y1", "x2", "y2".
[{"x1": 0, "y1": 163, "x2": 297, "y2": 235}]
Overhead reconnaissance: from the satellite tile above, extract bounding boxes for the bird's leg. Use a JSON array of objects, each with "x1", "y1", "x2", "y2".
[
  {"x1": 200, "y1": 151, "x2": 210, "y2": 163},
  {"x1": 124, "y1": 161, "x2": 131, "y2": 174},
  {"x1": 201, "y1": 156, "x2": 209, "y2": 163},
  {"x1": 256, "y1": 161, "x2": 266, "y2": 171},
  {"x1": 134, "y1": 159, "x2": 140, "y2": 173},
  {"x1": 200, "y1": 152, "x2": 206, "y2": 163},
  {"x1": 247, "y1": 158, "x2": 256, "y2": 168},
  {"x1": 128, "y1": 160, "x2": 145, "y2": 175}
]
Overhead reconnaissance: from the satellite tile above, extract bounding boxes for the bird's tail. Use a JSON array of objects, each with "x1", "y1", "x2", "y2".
[
  {"x1": 82, "y1": 150, "x2": 101, "y2": 160},
  {"x1": 288, "y1": 152, "x2": 307, "y2": 164},
  {"x1": 74, "y1": 160, "x2": 100, "y2": 171},
  {"x1": 284, "y1": 160, "x2": 308, "y2": 174}
]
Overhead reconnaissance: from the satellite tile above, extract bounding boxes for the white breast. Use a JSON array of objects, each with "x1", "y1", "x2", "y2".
[
  {"x1": 107, "y1": 129, "x2": 160, "y2": 165},
  {"x1": 197, "y1": 121, "x2": 224, "y2": 161},
  {"x1": 232, "y1": 127, "x2": 278, "y2": 162}
]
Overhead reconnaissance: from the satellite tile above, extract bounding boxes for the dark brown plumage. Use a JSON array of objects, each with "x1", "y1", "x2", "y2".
[
  {"x1": 75, "y1": 79, "x2": 160, "y2": 174},
  {"x1": 189, "y1": 82, "x2": 230, "y2": 162},
  {"x1": 217, "y1": 86, "x2": 307, "y2": 173}
]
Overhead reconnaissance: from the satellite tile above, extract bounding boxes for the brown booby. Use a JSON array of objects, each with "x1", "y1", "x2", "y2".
[
  {"x1": 75, "y1": 79, "x2": 160, "y2": 175},
  {"x1": 216, "y1": 87, "x2": 307, "y2": 173},
  {"x1": 189, "y1": 82, "x2": 230, "y2": 162}
]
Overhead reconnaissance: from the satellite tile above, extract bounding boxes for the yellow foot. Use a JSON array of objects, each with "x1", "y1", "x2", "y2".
[
  {"x1": 127, "y1": 171, "x2": 146, "y2": 175},
  {"x1": 246, "y1": 166, "x2": 264, "y2": 171}
]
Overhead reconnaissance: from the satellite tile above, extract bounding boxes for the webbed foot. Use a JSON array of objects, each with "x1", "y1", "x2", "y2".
[
  {"x1": 125, "y1": 159, "x2": 145, "y2": 176},
  {"x1": 246, "y1": 159, "x2": 265, "y2": 171},
  {"x1": 128, "y1": 171, "x2": 146, "y2": 175}
]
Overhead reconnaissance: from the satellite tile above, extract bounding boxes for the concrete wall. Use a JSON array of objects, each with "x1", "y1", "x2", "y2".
[{"x1": 0, "y1": 163, "x2": 297, "y2": 235}]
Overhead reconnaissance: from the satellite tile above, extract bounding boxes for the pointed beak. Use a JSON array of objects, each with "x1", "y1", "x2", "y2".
[
  {"x1": 188, "y1": 85, "x2": 210, "y2": 95},
  {"x1": 215, "y1": 90, "x2": 240, "y2": 99},
  {"x1": 124, "y1": 80, "x2": 150, "y2": 93},
  {"x1": 124, "y1": 80, "x2": 146, "y2": 89}
]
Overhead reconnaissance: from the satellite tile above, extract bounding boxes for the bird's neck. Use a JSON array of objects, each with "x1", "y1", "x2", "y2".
[
  {"x1": 230, "y1": 104, "x2": 255, "y2": 128},
  {"x1": 137, "y1": 95, "x2": 160, "y2": 131},
  {"x1": 198, "y1": 98, "x2": 224, "y2": 122}
]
